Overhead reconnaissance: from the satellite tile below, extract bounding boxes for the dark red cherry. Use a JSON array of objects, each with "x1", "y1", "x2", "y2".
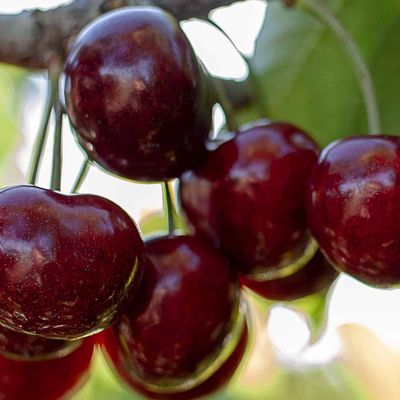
[
  {"x1": 99, "y1": 322, "x2": 248, "y2": 399},
  {"x1": 0, "y1": 185, "x2": 143, "y2": 339},
  {"x1": 307, "y1": 135, "x2": 400, "y2": 287},
  {"x1": 0, "y1": 337, "x2": 93, "y2": 400},
  {"x1": 240, "y1": 251, "x2": 338, "y2": 301},
  {"x1": 0, "y1": 324, "x2": 77, "y2": 360},
  {"x1": 64, "y1": 7, "x2": 212, "y2": 182},
  {"x1": 179, "y1": 121, "x2": 319, "y2": 277},
  {"x1": 112, "y1": 235, "x2": 241, "y2": 392}
]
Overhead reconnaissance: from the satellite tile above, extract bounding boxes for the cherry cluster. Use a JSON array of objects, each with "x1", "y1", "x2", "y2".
[{"x1": 0, "y1": 5, "x2": 395, "y2": 400}]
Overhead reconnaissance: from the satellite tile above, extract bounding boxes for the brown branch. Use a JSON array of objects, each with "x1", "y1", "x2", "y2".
[{"x1": 0, "y1": 0, "x2": 236, "y2": 70}]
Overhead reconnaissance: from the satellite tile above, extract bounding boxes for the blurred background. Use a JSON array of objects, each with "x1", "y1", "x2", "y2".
[{"x1": 1, "y1": 0, "x2": 400, "y2": 399}]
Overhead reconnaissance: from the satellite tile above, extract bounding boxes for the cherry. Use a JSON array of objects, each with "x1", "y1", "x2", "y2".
[
  {"x1": 0, "y1": 324, "x2": 77, "y2": 360},
  {"x1": 240, "y1": 250, "x2": 338, "y2": 301},
  {"x1": 0, "y1": 337, "x2": 94, "y2": 400},
  {"x1": 99, "y1": 322, "x2": 248, "y2": 399},
  {"x1": 0, "y1": 185, "x2": 143, "y2": 339},
  {"x1": 64, "y1": 7, "x2": 212, "y2": 182},
  {"x1": 307, "y1": 135, "x2": 400, "y2": 287},
  {"x1": 179, "y1": 121, "x2": 319, "y2": 278},
  {"x1": 111, "y1": 235, "x2": 241, "y2": 393}
]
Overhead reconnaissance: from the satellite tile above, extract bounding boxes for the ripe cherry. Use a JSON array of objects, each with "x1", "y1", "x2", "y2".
[
  {"x1": 99, "y1": 322, "x2": 248, "y2": 399},
  {"x1": 0, "y1": 185, "x2": 143, "y2": 339},
  {"x1": 0, "y1": 324, "x2": 77, "y2": 360},
  {"x1": 111, "y1": 235, "x2": 241, "y2": 393},
  {"x1": 64, "y1": 7, "x2": 212, "y2": 182},
  {"x1": 307, "y1": 135, "x2": 400, "y2": 287},
  {"x1": 241, "y1": 250, "x2": 338, "y2": 301},
  {"x1": 0, "y1": 337, "x2": 94, "y2": 400},
  {"x1": 179, "y1": 121, "x2": 319, "y2": 278}
]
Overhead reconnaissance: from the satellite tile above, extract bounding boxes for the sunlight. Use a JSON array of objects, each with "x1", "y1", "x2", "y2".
[{"x1": 0, "y1": 0, "x2": 71, "y2": 13}]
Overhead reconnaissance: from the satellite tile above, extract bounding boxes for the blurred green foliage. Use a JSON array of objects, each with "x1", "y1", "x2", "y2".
[
  {"x1": 71, "y1": 348, "x2": 367, "y2": 399},
  {"x1": 0, "y1": 65, "x2": 25, "y2": 179},
  {"x1": 260, "y1": 365, "x2": 366, "y2": 400}
]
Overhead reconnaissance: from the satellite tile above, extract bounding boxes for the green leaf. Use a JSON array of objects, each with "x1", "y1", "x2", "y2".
[
  {"x1": 366, "y1": 14, "x2": 400, "y2": 133},
  {"x1": 252, "y1": 0, "x2": 400, "y2": 145}
]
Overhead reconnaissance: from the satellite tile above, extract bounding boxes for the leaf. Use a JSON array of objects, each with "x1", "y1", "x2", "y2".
[
  {"x1": 365, "y1": 14, "x2": 400, "y2": 134},
  {"x1": 252, "y1": 0, "x2": 400, "y2": 145}
]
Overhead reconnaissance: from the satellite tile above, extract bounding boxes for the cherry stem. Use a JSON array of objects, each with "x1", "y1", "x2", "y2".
[
  {"x1": 213, "y1": 78, "x2": 238, "y2": 131},
  {"x1": 207, "y1": 18, "x2": 268, "y2": 119},
  {"x1": 71, "y1": 158, "x2": 90, "y2": 193},
  {"x1": 162, "y1": 181, "x2": 176, "y2": 235},
  {"x1": 27, "y1": 70, "x2": 58, "y2": 185},
  {"x1": 50, "y1": 99, "x2": 63, "y2": 191},
  {"x1": 297, "y1": 0, "x2": 381, "y2": 134}
]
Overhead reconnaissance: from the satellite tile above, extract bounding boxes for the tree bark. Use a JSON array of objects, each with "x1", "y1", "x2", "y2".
[{"x1": 0, "y1": 0, "x2": 236, "y2": 70}]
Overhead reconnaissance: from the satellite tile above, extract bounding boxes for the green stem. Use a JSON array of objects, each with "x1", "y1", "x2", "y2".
[
  {"x1": 162, "y1": 181, "x2": 176, "y2": 235},
  {"x1": 297, "y1": 0, "x2": 381, "y2": 134},
  {"x1": 207, "y1": 18, "x2": 268, "y2": 118},
  {"x1": 27, "y1": 72, "x2": 58, "y2": 185},
  {"x1": 213, "y1": 78, "x2": 238, "y2": 131},
  {"x1": 245, "y1": 60, "x2": 269, "y2": 118},
  {"x1": 50, "y1": 100, "x2": 63, "y2": 191},
  {"x1": 71, "y1": 159, "x2": 90, "y2": 193}
]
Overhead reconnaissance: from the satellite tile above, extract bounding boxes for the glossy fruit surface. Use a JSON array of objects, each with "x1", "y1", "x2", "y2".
[
  {"x1": 64, "y1": 7, "x2": 212, "y2": 182},
  {"x1": 307, "y1": 135, "x2": 400, "y2": 287},
  {"x1": 113, "y1": 235, "x2": 240, "y2": 392},
  {"x1": 179, "y1": 121, "x2": 319, "y2": 277},
  {"x1": 99, "y1": 321, "x2": 248, "y2": 399},
  {"x1": 241, "y1": 250, "x2": 338, "y2": 301},
  {"x1": 0, "y1": 185, "x2": 143, "y2": 339},
  {"x1": 0, "y1": 324, "x2": 77, "y2": 360},
  {"x1": 0, "y1": 337, "x2": 93, "y2": 400}
]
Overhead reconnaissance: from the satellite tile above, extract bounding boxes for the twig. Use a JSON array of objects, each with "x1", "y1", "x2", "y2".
[{"x1": 0, "y1": 0, "x2": 236, "y2": 69}]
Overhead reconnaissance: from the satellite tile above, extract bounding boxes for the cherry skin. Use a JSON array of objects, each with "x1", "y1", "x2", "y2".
[
  {"x1": 240, "y1": 251, "x2": 338, "y2": 301},
  {"x1": 0, "y1": 185, "x2": 143, "y2": 339},
  {"x1": 64, "y1": 7, "x2": 212, "y2": 182},
  {"x1": 179, "y1": 121, "x2": 319, "y2": 277},
  {"x1": 0, "y1": 324, "x2": 77, "y2": 360},
  {"x1": 99, "y1": 322, "x2": 248, "y2": 399},
  {"x1": 307, "y1": 135, "x2": 400, "y2": 287},
  {"x1": 112, "y1": 235, "x2": 240, "y2": 392},
  {"x1": 0, "y1": 337, "x2": 94, "y2": 400}
]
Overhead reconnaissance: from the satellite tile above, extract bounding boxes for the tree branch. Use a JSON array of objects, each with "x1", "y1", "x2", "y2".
[{"x1": 0, "y1": 0, "x2": 235, "y2": 70}]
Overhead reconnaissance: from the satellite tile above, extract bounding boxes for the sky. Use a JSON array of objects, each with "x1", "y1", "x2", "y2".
[{"x1": 0, "y1": 0, "x2": 70, "y2": 13}]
